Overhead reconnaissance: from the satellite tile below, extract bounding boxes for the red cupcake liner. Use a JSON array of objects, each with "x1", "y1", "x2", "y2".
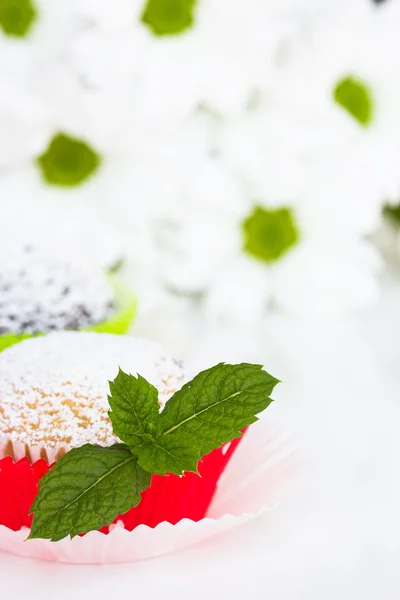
[{"x1": 0, "y1": 436, "x2": 243, "y2": 534}]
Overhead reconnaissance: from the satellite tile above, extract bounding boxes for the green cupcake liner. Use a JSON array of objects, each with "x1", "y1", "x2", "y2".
[
  {"x1": 0, "y1": 332, "x2": 32, "y2": 353},
  {"x1": 0, "y1": 277, "x2": 137, "y2": 353},
  {"x1": 82, "y1": 277, "x2": 137, "y2": 335}
]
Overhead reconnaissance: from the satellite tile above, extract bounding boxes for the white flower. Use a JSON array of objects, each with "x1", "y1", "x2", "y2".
[
  {"x1": 32, "y1": 66, "x2": 142, "y2": 153},
  {"x1": 0, "y1": 166, "x2": 124, "y2": 271},
  {"x1": 151, "y1": 185, "x2": 382, "y2": 322},
  {"x1": 0, "y1": 61, "x2": 147, "y2": 172},
  {"x1": 217, "y1": 106, "x2": 303, "y2": 207},
  {"x1": 99, "y1": 108, "x2": 236, "y2": 223},
  {"x1": 255, "y1": 4, "x2": 400, "y2": 232},
  {"x1": 67, "y1": 13, "x2": 147, "y2": 91},
  {"x1": 0, "y1": 77, "x2": 51, "y2": 167},
  {"x1": 114, "y1": 0, "x2": 293, "y2": 120},
  {"x1": 69, "y1": 0, "x2": 143, "y2": 30},
  {"x1": 0, "y1": 0, "x2": 82, "y2": 80},
  {"x1": 256, "y1": 0, "x2": 374, "y2": 23}
]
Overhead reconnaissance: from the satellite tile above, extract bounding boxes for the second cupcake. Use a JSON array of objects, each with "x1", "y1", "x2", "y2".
[{"x1": 0, "y1": 245, "x2": 136, "y2": 351}]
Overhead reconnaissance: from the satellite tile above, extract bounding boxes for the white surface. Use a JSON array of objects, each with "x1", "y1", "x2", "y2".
[{"x1": 0, "y1": 276, "x2": 399, "y2": 598}]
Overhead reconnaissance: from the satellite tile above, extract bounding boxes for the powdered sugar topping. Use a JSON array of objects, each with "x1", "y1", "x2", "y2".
[
  {"x1": 0, "y1": 246, "x2": 115, "y2": 335},
  {"x1": 0, "y1": 332, "x2": 186, "y2": 449}
]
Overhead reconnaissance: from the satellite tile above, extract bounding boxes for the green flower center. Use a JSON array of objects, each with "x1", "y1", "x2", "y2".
[
  {"x1": 37, "y1": 133, "x2": 101, "y2": 187},
  {"x1": 0, "y1": 0, "x2": 36, "y2": 37},
  {"x1": 333, "y1": 76, "x2": 373, "y2": 127},
  {"x1": 242, "y1": 206, "x2": 299, "y2": 263},
  {"x1": 141, "y1": 0, "x2": 196, "y2": 36},
  {"x1": 383, "y1": 202, "x2": 400, "y2": 225}
]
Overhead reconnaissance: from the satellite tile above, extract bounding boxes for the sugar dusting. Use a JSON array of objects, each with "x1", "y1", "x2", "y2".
[
  {"x1": 0, "y1": 246, "x2": 115, "y2": 335},
  {"x1": 0, "y1": 332, "x2": 186, "y2": 448}
]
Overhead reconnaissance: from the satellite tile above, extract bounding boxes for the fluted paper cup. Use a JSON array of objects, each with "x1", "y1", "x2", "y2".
[{"x1": 0, "y1": 420, "x2": 298, "y2": 564}]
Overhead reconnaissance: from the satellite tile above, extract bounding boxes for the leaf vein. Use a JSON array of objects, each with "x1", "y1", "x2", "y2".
[{"x1": 33, "y1": 455, "x2": 135, "y2": 533}]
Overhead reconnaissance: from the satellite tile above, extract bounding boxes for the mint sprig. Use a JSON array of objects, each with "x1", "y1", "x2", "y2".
[
  {"x1": 125, "y1": 363, "x2": 278, "y2": 475},
  {"x1": 30, "y1": 363, "x2": 279, "y2": 541}
]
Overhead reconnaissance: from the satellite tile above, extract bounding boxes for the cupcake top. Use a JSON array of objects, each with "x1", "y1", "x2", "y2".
[
  {"x1": 0, "y1": 245, "x2": 115, "y2": 336},
  {"x1": 0, "y1": 332, "x2": 186, "y2": 449}
]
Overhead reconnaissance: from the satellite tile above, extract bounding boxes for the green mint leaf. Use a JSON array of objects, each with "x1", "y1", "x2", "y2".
[
  {"x1": 134, "y1": 363, "x2": 279, "y2": 475},
  {"x1": 0, "y1": 0, "x2": 37, "y2": 37},
  {"x1": 108, "y1": 368, "x2": 160, "y2": 450},
  {"x1": 37, "y1": 132, "x2": 101, "y2": 187},
  {"x1": 333, "y1": 76, "x2": 373, "y2": 126},
  {"x1": 141, "y1": 0, "x2": 196, "y2": 36},
  {"x1": 242, "y1": 206, "x2": 299, "y2": 263},
  {"x1": 29, "y1": 444, "x2": 151, "y2": 541}
]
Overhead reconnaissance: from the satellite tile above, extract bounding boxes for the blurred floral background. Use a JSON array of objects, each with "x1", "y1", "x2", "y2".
[
  {"x1": 1, "y1": 0, "x2": 400, "y2": 591},
  {"x1": 2, "y1": 0, "x2": 400, "y2": 328}
]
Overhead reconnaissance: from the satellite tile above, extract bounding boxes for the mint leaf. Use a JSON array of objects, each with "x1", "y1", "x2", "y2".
[
  {"x1": 29, "y1": 444, "x2": 151, "y2": 541},
  {"x1": 242, "y1": 206, "x2": 299, "y2": 264},
  {"x1": 133, "y1": 363, "x2": 279, "y2": 475},
  {"x1": 108, "y1": 368, "x2": 160, "y2": 450}
]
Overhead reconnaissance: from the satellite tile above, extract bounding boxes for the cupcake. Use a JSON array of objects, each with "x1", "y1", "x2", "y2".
[
  {"x1": 0, "y1": 332, "x2": 278, "y2": 544},
  {"x1": 0, "y1": 246, "x2": 136, "y2": 351}
]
